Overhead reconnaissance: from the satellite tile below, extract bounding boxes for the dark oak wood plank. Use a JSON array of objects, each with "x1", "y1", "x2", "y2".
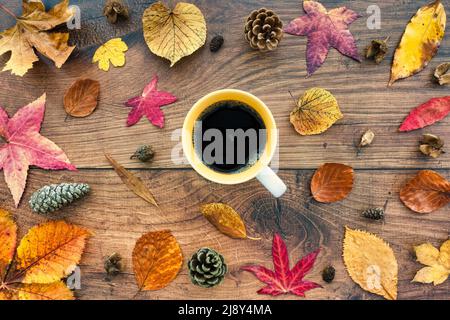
[
  {"x1": 1, "y1": 169, "x2": 448, "y2": 300},
  {"x1": 1, "y1": 0, "x2": 450, "y2": 169}
]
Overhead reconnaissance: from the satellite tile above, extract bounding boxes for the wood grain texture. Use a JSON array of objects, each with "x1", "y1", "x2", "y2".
[
  {"x1": 0, "y1": 0, "x2": 450, "y2": 169},
  {"x1": 0, "y1": 0, "x2": 449, "y2": 300},
  {"x1": 0, "y1": 169, "x2": 448, "y2": 300}
]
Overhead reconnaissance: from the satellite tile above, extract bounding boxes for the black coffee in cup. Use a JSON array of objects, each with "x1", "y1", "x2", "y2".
[{"x1": 194, "y1": 100, "x2": 266, "y2": 173}]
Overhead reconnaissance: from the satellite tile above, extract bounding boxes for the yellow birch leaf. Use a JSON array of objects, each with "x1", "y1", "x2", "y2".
[
  {"x1": 412, "y1": 239, "x2": 450, "y2": 286},
  {"x1": 389, "y1": 0, "x2": 446, "y2": 86},
  {"x1": 343, "y1": 227, "x2": 398, "y2": 300},
  {"x1": 142, "y1": 2, "x2": 207, "y2": 67},
  {"x1": 92, "y1": 38, "x2": 128, "y2": 71},
  {"x1": 0, "y1": 209, "x2": 17, "y2": 280},
  {"x1": 0, "y1": 0, "x2": 75, "y2": 76},
  {"x1": 16, "y1": 220, "x2": 92, "y2": 284},
  {"x1": 290, "y1": 88, "x2": 343, "y2": 136},
  {"x1": 132, "y1": 230, "x2": 182, "y2": 291},
  {"x1": 17, "y1": 281, "x2": 74, "y2": 300},
  {"x1": 201, "y1": 203, "x2": 259, "y2": 240}
]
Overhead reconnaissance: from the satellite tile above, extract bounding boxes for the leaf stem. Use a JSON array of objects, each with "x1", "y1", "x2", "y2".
[{"x1": 0, "y1": 3, "x2": 17, "y2": 19}]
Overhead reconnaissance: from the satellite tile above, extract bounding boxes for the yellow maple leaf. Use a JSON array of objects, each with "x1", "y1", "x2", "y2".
[
  {"x1": 389, "y1": 0, "x2": 446, "y2": 86},
  {"x1": 0, "y1": 0, "x2": 75, "y2": 76},
  {"x1": 343, "y1": 227, "x2": 398, "y2": 300},
  {"x1": 290, "y1": 88, "x2": 343, "y2": 136},
  {"x1": 142, "y1": 1, "x2": 207, "y2": 67},
  {"x1": 413, "y1": 240, "x2": 450, "y2": 286},
  {"x1": 92, "y1": 38, "x2": 128, "y2": 71}
]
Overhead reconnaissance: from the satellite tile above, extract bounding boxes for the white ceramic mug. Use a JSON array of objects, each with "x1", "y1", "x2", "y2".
[{"x1": 182, "y1": 89, "x2": 287, "y2": 198}]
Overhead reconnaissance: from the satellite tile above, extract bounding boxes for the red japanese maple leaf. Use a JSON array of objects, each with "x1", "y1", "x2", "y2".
[
  {"x1": 0, "y1": 94, "x2": 76, "y2": 206},
  {"x1": 125, "y1": 75, "x2": 177, "y2": 128},
  {"x1": 241, "y1": 233, "x2": 321, "y2": 297},
  {"x1": 284, "y1": 0, "x2": 361, "y2": 76}
]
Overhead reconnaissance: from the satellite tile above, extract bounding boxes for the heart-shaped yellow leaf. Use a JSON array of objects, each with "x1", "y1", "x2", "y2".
[
  {"x1": 290, "y1": 88, "x2": 343, "y2": 135},
  {"x1": 142, "y1": 2, "x2": 207, "y2": 67}
]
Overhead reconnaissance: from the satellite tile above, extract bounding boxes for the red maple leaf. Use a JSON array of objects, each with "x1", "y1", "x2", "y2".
[
  {"x1": 399, "y1": 96, "x2": 450, "y2": 132},
  {"x1": 125, "y1": 75, "x2": 177, "y2": 128},
  {"x1": 241, "y1": 233, "x2": 321, "y2": 297},
  {"x1": 0, "y1": 94, "x2": 76, "y2": 206},
  {"x1": 284, "y1": 0, "x2": 361, "y2": 76}
]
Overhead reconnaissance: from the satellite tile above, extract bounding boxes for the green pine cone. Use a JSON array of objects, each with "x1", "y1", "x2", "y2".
[
  {"x1": 188, "y1": 248, "x2": 227, "y2": 288},
  {"x1": 29, "y1": 183, "x2": 90, "y2": 214}
]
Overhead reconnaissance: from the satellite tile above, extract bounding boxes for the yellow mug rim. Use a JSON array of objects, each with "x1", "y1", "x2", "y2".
[{"x1": 182, "y1": 89, "x2": 277, "y2": 185}]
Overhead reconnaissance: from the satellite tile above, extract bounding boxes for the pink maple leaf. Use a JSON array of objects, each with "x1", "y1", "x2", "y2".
[
  {"x1": 241, "y1": 233, "x2": 321, "y2": 297},
  {"x1": 284, "y1": 0, "x2": 361, "y2": 76},
  {"x1": 125, "y1": 75, "x2": 177, "y2": 128},
  {"x1": 0, "y1": 94, "x2": 76, "y2": 206}
]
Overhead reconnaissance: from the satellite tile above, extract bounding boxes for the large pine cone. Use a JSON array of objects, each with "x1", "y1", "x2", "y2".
[
  {"x1": 29, "y1": 183, "x2": 90, "y2": 214},
  {"x1": 245, "y1": 8, "x2": 283, "y2": 51},
  {"x1": 188, "y1": 248, "x2": 227, "y2": 288}
]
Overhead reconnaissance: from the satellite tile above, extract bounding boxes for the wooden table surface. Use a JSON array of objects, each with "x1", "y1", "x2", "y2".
[{"x1": 0, "y1": 0, "x2": 449, "y2": 300}]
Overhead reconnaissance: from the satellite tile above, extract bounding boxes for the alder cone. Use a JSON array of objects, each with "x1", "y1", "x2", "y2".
[
  {"x1": 311, "y1": 163, "x2": 354, "y2": 203},
  {"x1": 400, "y1": 170, "x2": 450, "y2": 214}
]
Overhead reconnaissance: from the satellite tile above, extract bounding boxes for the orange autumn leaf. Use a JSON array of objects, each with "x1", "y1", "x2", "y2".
[
  {"x1": 15, "y1": 281, "x2": 74, "y2": 300},
  {"x1": 16, "y1": 220, "x2": 92, "y2": 284},
  {"x1": 132, "y1": 230, "x2": 182, "y2": 291},
  {"x1": 311, "y1": 163, "x2": 354, "y2": 203},
  {"x1": 400, "y1": 170, "x2": 450, "y2": 214},
  {"x1": 0, "y1": 209, "x2": 17, "y2": 280}
]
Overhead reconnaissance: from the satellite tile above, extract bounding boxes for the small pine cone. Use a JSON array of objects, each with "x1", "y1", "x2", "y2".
[
  {"x1": 29, "y1": 183, "x2": 90, "y2": 214},
  {"x1": 188, "y1": 248, "x2": 227, "y2": 288},
  {"x1": 362, "y1": 207, "x2": 384, "y2": 220},
  {"x1": 244, "y1": 8, "x2": 283, "y2": 51},
  {"x1": 130, "y1": 145, "x2": 155, "y2": 162},
  {"x1": 103, "y1": 0, "x2": 129, "y2": 24},
  {"x1": 322, "y1": 265, "x2": 335, "y2": 283}
]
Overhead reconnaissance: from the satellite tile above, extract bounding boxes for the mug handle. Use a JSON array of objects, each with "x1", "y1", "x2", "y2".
[{"x1": 256, "y1": 166, "x2": 287, "y2": 198}]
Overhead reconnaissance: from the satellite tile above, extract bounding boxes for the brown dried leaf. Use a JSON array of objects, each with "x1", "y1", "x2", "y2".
[
  {"x1": 419, "y1": 134, "x2": 445, "y2": 158},
  {"x1": 434, "y1": 62, "x2": 450, "y2": 85},
  {"x1": 64, "y1": 79, "x2": 100, "y2": 118},
  {"x1": 400, "y1": 170, "x2": 450, "y2": 214},
  {"x1": 343, "y1": 227, "x2": 398, "y2": 300},
  {"x1": 311, "y1": 163, "x2": 354, "y2": 203},
  {"x1": 364, "y1": 37, "x2": 389, "y2": 64},
  {"x1": 201, "y1": 203, "x2": 258, "y2": 240},
  {"x1": 104, "y1": 153, "x2": 158, "y2": 207},
  {"x1": 132, "y1": 230, "x2": 182, "y2": 291},
  {"x1": 359, "y1": 129, "x2": 375, "y2": 148}
]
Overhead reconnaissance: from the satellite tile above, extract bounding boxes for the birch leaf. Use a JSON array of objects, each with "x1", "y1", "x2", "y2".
[
  {"x1": 343, "y1": 227, "x2": 398, "y2": 300},
  {"x1": 64, "y1": 79, "x2": 100, "y2": 118},
  {"x1": 104, "y1": 153, "x2": 158, "y2": 207},
  {"x1": 389, "y1": 0, "x2": 446, "y2": 86},
  {"x1": 290, "y1": 88, "x2": 343, "y2": 136},
  {"x1": 142, "y1": 2, "x2": 207, "y2": 67}
]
